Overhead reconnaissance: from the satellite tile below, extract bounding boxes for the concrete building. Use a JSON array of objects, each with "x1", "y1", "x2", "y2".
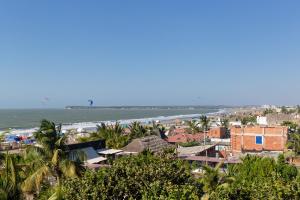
[{"x1": 231, "y1": 126, "x2": 288, "y2": 155}]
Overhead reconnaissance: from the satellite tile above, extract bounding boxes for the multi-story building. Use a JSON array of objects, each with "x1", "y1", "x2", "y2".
[{"x1": 231, "y1": 126, "x2": 288, "y2": 155}]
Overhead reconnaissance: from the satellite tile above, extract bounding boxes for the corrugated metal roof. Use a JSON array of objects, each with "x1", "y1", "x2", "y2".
[
  {"x1": 86, "y1": 156, "x2": 107, "y2": 164},
  {"x1": 98, "y1": 149, "x2": 123, "y2": 155}
]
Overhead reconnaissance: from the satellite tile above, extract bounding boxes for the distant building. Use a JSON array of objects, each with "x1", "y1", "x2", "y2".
[
  {"x1": 257, "y1": 116, "x2": 268, "y2": 126},
  {"x1": 207, "y1": 127, "x2": 226, "y2": 139},
  {"x1": 229, "y1": 121, "x2": 242, "y2": 126},
  {"x1": 231, "y1": 126, "x2": 288, "y2": 155}
]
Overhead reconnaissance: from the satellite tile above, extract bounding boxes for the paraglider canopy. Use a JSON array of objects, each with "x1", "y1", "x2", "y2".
[{"x1": 88, "y1": 99, "x2": 93, "y2": 106}]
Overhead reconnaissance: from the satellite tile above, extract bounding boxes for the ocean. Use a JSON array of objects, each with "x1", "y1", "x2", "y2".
[{"x1": 0, "y1": 107, "x2": 223, "y2": 132}]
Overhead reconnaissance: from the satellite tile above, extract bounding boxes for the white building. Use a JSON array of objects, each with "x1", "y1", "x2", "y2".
[{"x1": 257, "y1": 116, "x2": 268, "y2": 126}]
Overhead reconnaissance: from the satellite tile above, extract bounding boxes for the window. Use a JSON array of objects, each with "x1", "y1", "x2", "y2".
[{"x1": 255, "y1": 136, "x2": 263, "y2": 145}]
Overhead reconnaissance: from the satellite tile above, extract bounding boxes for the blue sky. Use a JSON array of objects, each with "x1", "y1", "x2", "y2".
[{"x1": 0, "y1": 1, "x2": 300, "y2": 108}]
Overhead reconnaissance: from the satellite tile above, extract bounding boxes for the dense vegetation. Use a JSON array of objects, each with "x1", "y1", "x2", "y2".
[
  {"x1": 62, "y1": 153, "x2": 300, "y2": 200},
  {"x1": 79, "y1": 121, "x2": 166, "y2": 149},
  {"x1": 62, "y1": 150, "x2": 203, "y2": 200},
  {"x1": 1, "y1": 119, "x2": 300, "y2": 200}
]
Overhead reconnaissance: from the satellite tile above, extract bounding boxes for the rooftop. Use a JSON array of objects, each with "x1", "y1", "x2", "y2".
[
  {"x1": 177, "y1": 144, "x2": 216, "y2": 156},
  {"x1": 98, "y1": 149, "x2": 123, "y2": 155},
  {"x1": 122, "y1": 135, "x2": 173, "y2": 153}
]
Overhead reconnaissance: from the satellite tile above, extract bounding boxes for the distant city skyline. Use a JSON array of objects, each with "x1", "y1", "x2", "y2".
[{"x1": 1, "y1": 1, "x2": 300, "y2": 108}]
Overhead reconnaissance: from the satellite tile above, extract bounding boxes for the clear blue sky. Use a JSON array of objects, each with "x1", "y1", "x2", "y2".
[{"x1": 1, "y1": 1, "x2": 300, "y2": 108}]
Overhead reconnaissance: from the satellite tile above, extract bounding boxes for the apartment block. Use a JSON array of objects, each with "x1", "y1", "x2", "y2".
[{"x1": 231, "y1": 126, "x2": 288, "y2": 155}]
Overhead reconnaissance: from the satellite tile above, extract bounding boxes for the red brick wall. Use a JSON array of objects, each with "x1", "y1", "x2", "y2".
[
  {"x1": 208, "y1": 127, "x2": 226, "y2": 138},
  {"x1": 230, "y1": 126, "x2": 287, "y2": 155}
]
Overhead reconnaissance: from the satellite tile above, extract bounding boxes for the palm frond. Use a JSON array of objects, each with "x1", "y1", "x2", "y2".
[{"x1": 21, "y1": 165, "x2": 51, "y2": 193}]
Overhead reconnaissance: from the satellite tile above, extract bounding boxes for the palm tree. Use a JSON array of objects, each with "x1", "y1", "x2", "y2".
[
  {"x1": 149, "y1": 121, "x2": 167, "y2": 139},
  {"x1": 200, "y1": 115, "x2": 210, "y2": 162},
  {"x1": 186, "y1": 120, "x2": 201, "y2": 134},
  {"x1": 129, "y1": 121, "x2": 149, "y2": 139},
  {"x1": 200, "y1": 115, "x2": 210, "y2": 132},
  {"x1": 21, "y1": 119, "x2": 84, "y2": 199},
  {"x1": 84, "y1": 122, "x2": 129, "y2": 149},
  {"x1": 201, "y1": 163, "x2": 234, "y2": 199},
  {"x1": 220, "y1": 118, "x2": 229, "y2": 129},
  {"x1": 0, "y1": 152, "x2": 23, "y2": 199}
]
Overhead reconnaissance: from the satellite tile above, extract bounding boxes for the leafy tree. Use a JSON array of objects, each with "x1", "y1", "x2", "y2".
[
  {"x1": 241, "y1": 116, "x2": 256, "y2": 125},
  {"x1": 62, "y1": 152, "x2": 203, "y2": 200},
  {"x1": 281, "y1": 121, "x2": 298, "y2": 133},
  {"x1": 263, "y1": 108, "x2": 275, "y2": 116},
  {"x1": 211, "y1": 155, "x2": 300, "y2": 200},
  {"x1": 281, "y1": 106, "x2": 288, "y2": 114},
  {"x1": 276, "y1": 154, "x2": 298, "y2": 181}
]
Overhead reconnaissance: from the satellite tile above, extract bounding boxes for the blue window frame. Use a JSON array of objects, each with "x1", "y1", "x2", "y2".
[{"x1": 255, "y1": 136, "x2": 263, "y2": 145}]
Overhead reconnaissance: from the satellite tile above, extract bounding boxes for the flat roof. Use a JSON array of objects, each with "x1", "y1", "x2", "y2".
[
  {"x1": 86, "y1": 156, "x2": 107, "y2": 164},
  {"x1": 98, "y1": 149, "x2": 123, "y2": 155},
  {"x1": 181, "y1": 156, "x2": 241, "y2": 164},
  {"x1": 177, "y1": 144, "x2": 216, "y2": 156}
]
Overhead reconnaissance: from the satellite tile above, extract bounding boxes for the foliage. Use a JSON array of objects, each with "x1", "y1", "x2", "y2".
[
  {"x1": 0, "y1": 153, "x2": 25, "y2": 200},
  {"x1": 200, "y1": 115, "x2": 210, "y2": 131},
  {"x1": 220, "y1": 118, "x2": 229, "y2": 129},
  {"x1": 22, "y1": 119, "x2": 85, "y2": 199},
  {"x1": 89, "y1": 122, "x2": 129, "y2": 149},
  {"x1": 80, "y1": 121, "x2": 162, "y2": 149},
  {"x1": 201, "y1": 163, "x2": 234, "y2": 199},
  {"x1": 263, "y1": 108, "x2": 275, "y2": 116},
  {"x1": 128, "y1": 121, "x2": 151, "y2": 139},
  {"x1": 281, "y1": 121, "x2": 298, "y2": 133},
  {"x1": 186, "y1": 120, "x2": 202, "y2": 134},
  {"x1": 62, "y1": 152, "x2": 203, "y2": 200},
  {"x1": 281, "y1": 106, "x2": 289, "y2": 114},
  {"x1": 149, "y1": 121, "x2": 167, "y2": 139},
  {"x1": 241, "y1": 116, "x2": 256, "y2": 125},
  {"x1": 210, "y1": 155, "x2": 300, "y2": 200},
  {"x1": 287, "y1": 133, "x2": 300, "y2": 156}
]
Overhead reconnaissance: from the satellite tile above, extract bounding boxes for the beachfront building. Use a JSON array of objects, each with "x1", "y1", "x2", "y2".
[
  {"x1": 67, "y1": 139, "x2": 108, "y2": 169},
  {"x1": 231, "y1": 126, "x2": 288, "y2": 156}
]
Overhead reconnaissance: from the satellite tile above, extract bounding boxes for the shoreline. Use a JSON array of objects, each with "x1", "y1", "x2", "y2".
[{"x1": 0, "y1": 108, "x2": 229, "y2": 136}]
